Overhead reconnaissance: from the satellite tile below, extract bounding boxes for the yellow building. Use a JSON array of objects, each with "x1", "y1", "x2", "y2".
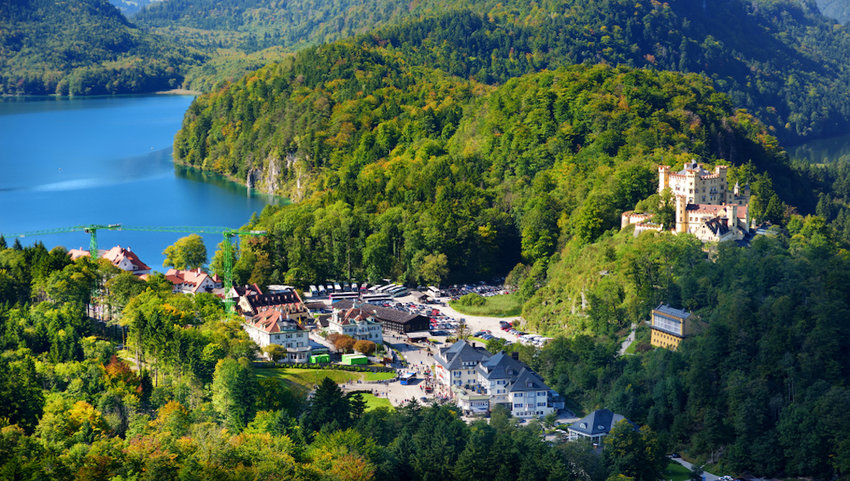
[{"x1": 650, "y1": 304, "x2": 694, "y2": 350}]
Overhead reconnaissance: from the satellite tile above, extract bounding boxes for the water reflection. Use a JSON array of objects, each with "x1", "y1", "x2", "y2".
[
  {"x1": 790, "y1": 131, "x2": 850, "y2": 164},
  {"x1": 174, "y1": 164, "x2": 290, "y2": 206}
]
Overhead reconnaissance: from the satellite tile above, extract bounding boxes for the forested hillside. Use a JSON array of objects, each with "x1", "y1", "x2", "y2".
[
  {"x1": 0, "y1": 0, "x2": 202, "y2": 95},
  {"x1": 176, "y1": 39, "x2": 803, "y2": 290},
  {"x1": 0, "y1": 242, "x2": 616, "y2": 481},
  {"x1": 140, "y1": 0, "x2": 850, "y2": 141},
  {"x1": 816, "y1": 0, "x2": 850, "y2": 22}
]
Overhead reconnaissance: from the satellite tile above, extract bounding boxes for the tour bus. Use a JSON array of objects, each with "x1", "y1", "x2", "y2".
[
  {"x1": 329, "y1": 291, "x2": 359, "y2": 301},
  {"x1": 309, "y1": 285, "x2": 319, "y2": 297},
  {"x1": 334, "y1": 282, "x2": 342, "y2": 292},
  {"x1": 427, "y1": 286, "x2": 442, "y2": 298},
  {"x1": 399, "y1": 372, "x2": 416, "y2": 385},
  {"x1": 343, "y1": 282, "x2": 351, "y2": 291},
  {"x1": 362, "y1": 293, "x2": 392, "y2": 304},
  {"x1": 389, "y1": 285, "x2": 409, "y2": 297},
  {"x1": 351, "y1": 282, "x2": 358, "y2": 291},
  {"x1": 318, "y1": 285, "x2": 327, "y2": 296}
]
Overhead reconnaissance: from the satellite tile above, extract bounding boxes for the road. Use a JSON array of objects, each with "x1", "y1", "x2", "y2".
[
  {"x1": 618, "y1": 323, "x2": 636, "y2": 356},
  {"x1": 669, "y1": 456, "x2": 720, "y2": 481},
  {"x1": 396, "y1": 294, "x2": 523, "y2": 343}
]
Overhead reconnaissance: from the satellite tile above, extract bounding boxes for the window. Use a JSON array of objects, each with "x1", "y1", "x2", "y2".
[
  {"x1": 513, "y1": 404, "x2": 522, "y2": 408},
  {"x1": 515, "y1": 393, "x2": 523, "y2": 397},
  {"x1": 538, "y1": 402, "x2": 546, "y2": 407}
]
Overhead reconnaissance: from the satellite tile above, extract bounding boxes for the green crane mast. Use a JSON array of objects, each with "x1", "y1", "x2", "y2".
[{"x1": 1, "y1": 224, "x2": 266, "y2": 312}]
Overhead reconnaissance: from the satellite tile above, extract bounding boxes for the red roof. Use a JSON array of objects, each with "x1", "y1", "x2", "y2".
[
  {"x1": 102, "y1": 245, "x2": 151, "y2": 272},
  {"x1": 248, "y1": 310, "x2": 304, "y2": 333}
]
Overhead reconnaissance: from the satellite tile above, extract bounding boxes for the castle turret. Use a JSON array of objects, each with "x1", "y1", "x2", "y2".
[
  {"x1": 658, "y1": 165, "x2": 670, "y2": 194},
  {"x1": 675, "y1": 195, "x2": 689, "y2": 233}
]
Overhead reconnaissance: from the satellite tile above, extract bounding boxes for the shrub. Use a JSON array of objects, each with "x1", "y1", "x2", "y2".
[{"x1": 458, "y1": 293, "x2": 486, "y2": 306}]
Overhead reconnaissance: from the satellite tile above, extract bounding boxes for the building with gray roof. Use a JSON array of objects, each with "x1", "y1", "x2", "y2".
[{"x1": 567, "y1": 409, "x2": 632, "y2": 445}]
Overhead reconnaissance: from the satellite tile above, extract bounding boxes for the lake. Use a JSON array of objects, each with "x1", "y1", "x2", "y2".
[{"x1": 0, "y1": 94, "x2": 282, "y2": 271}]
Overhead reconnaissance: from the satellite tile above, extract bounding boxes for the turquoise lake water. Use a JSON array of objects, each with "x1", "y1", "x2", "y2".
[{"x1": 0, "y1": 95, "x2": 281, "y2": 271}]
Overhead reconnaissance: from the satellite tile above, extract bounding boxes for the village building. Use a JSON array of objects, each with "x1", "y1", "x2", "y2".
[
  {"x1": 650, "y1": 304, "x2": 695, "y2": 350},
  {"x1": 236, "y1": 288, "x2": 310, "y2": 323},
  {"x1": 327, "y1": 305, "x2": 383, "y2": 344},
  {"x1": 68, "y1": 245, "x2": 151, "y2": 275},
  {"x1": 622, "y1": 161, "x2": 752, "y2": 243},
  {"x1": 435, "y1": 340, "x2": 559, "y2": 419},
  {"x1": 243, "y1": 309, "x2": 310, "y2": 363},
  {"x1": 567, "y1": 408, "x2": 631, "y2": 445},
  {"x1": 164, "y1": 268, "x2": 222, "y2": 294},
  {"x1": 331, "y1": 300, "x2": 430, "y2": 335}
]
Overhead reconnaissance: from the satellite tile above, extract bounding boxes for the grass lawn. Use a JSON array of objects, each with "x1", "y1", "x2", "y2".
[
  {"x1": 364, "y1": 371, "x2": 396, "y2": 381},
  {"x1": 449, "y1": 293, "x2": 523, "y2": 317},
  {"x1": 256, "y1": 368, "x2": 396, "y2": 393},
  {"x1": 359, "y1": 393, "x2": 394, "y2": 411},
  {"x1": 664, "y1": 460, "x2": 693, "y2": 481}
]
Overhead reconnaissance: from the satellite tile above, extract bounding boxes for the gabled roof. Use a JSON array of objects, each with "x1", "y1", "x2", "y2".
[
  {"x1": 69, "y1": 245, "x2": 150, "y2": 272},
  {"x1": 243, "y1": 291, "x2": 305, "y2": 314},
  {"x1": 247, "y1": 309, "x2": 304, "y2": 334},
  {"x1": 568, "y1": 409, "x2": 630, "y2": 436},
  {"x1": 436, "y1": 340, "x2": 491, "y2": 370},
  {"x1": 477, "y1": 351, "x2": 525, "y2": 380},
  {"x1": 334, "y1": 307, "x2": 377, "y2": 325},
  {"x1": 507, "y1": 368, "x2": 549, "y2": 392},
  {"x1": 230, "y1": 284, "x2": 263, "y2": 297},
  {"x1": 164, "y1": 268, "x2": 222, "y2": 293},
  {"x1": 102, "y1": 245, "x2": 150, "y2": 272},
  {"x1": 333, "y1": 300, "x2": 427, "y2": 325}
]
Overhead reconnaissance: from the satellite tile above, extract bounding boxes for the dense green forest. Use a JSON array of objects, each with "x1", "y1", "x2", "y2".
[
  {"x1": 176, "y1": 40, "x2": 806, "y2": 287},
  {"x1": 816, "y1": 0, "x2": 850, "y2": 22},
  {"x1": 0, "y1": 0, "x2": 203, "y2": 95},
  {"x1": 138, "y1": 0, "x2": 850, "y2": 141},
  {"x1": 1, "y1": 224, "x2": 849, "y2": 479},
  {"x1": 5, "y1": 0, "x2": 850, "y2": 143},
  {"x1": 107, "y1": 0, "x2": 163, "y2": 16},
  {"x1": 0, "y1": 241, "x2": 654, "y2": 481}
]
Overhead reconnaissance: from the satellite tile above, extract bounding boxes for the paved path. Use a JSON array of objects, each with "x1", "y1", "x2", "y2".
[
  {"x1": 618, "y1": 323, "x2": 636, "y2": 356},
  {"x1": 669, "y1": 456, "x2": 720, "y2": 481}
]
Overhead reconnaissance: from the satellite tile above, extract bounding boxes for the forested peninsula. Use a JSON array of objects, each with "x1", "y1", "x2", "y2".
[{"x1": 0, "y1": 0, "x2": 203, "y2": 95}]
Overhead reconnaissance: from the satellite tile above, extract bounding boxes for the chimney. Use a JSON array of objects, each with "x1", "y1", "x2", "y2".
[{"x1": 511, "y1": 352, "x2": 519, "y2": 361}]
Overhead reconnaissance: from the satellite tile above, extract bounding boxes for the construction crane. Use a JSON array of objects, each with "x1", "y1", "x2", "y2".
[{"x1": 1, "y1": 224, "x2": 267, "y2": 311}]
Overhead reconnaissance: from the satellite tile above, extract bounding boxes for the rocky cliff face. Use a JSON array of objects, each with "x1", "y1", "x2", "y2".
[{"x1": 245, "y1": 152, "x2": 311, "y2": 201}]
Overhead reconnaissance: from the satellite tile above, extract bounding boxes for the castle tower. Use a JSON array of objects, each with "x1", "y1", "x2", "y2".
[
  {"x1": 658, "y1": 165, "x2": 670, "y2": 194},
  {"x1": 675, "y1": 195, "x2": 689, "y2": 233}
]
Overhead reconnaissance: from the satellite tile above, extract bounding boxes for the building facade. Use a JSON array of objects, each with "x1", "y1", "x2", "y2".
[
  {"x1": 164, "y1": 268, "x2": 222, "y2": 294},
  {"x1": 243, "y1": 310, "x2": 310, "y2": 363},
  {"x1": 623, "y1": 161, "x2": 752, "y2": 243},
  {"x1": 650, "y1": 304, "x2": 694, "y2": 350},
  {"x1": 435, "y1": 341, "x2": 558, "y2": 418},
  {"x1": 327, "y1": 306, "x2": 383, "y2": 344}
]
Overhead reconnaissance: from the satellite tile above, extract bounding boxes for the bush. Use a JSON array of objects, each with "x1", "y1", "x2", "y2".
[
  {"x1": 457, "y1": 293, "x2": 486, "y2": 306},
  {"x1": 354, "y1": 340, "x2": 376, "y2": 355}
]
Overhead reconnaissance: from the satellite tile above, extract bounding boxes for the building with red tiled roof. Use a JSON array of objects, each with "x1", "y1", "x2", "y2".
[
  {"x1": 67, "y1": 245, "x2": 151, "y2": 275},
  {"x1": 622, "y1": 161, "x2": 752, "y2": 243},
  {"x1": 164, "y1": 268, "x2": 222, "y2": 294},
  {"x1": 327, "y1": 304, "x2": 383, "y2": 344},
  {"x1": 236, "y1": 288, "x2": 310, "y2": 323},
  {"x1": 243, "y1": 310, "x2": 310, "y2": 363}
]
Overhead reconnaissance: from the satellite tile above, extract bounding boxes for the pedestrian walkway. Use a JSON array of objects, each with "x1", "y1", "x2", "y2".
[{"x1": 669, "y1": 456, "x2": 720, "y2": 481}]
